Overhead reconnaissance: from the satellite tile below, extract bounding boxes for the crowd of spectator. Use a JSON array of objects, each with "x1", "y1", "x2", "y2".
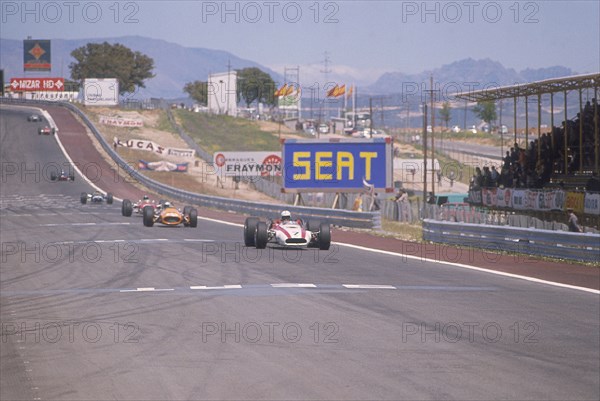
[{"x1": 470, "y1": 98, "x2": 599, "y2": 191}]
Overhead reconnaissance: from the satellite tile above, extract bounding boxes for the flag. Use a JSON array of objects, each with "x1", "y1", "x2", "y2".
[
  {"x1": 326, "y1": 85, "x2": 339, "y2": 98},
  {"x1": 336, "y1": 84, "x2": 346, "y2": 97},
  {"x1": 274, "y1": 83, "x2": 287, "y2": 97},
  {"x1": 347, "y1": 85, "x2": 353, "y2": 99},
  {"x1": 284, "y1": 84, "x2": 294, "y2": 96}
]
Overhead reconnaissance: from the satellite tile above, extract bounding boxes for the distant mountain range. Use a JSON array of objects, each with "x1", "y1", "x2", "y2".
[
  {"x1": 365, "y1": 58, "x2": 576, "y2": 95},
  {"x1": 0, "y1": 36, "x2": 580, "y2": 100}
]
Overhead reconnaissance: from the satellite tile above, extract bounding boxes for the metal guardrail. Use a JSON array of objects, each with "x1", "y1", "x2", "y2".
[
  {"x1": 423, "y1": 219, "x2": 600, "y2": 263},
  {"x1": 1, "y1": 98, "x2": 380, "y2": 229}
]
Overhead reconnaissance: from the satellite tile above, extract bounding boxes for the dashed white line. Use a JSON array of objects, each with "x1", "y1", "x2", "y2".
[
  {"x1": 189, "y1": 285, "x2": 243, "y2": 290},
  {"x1": 343, "y1": 284, "x2": 397, "y2": 290},
  {"x1": 271, "y1": 283, "x2": 317, "y2": 288}
]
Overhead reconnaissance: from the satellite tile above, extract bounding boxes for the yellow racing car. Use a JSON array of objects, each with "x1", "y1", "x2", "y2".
[{"x1": 142, "y1": 201, "x2": 198, "y2": 227}]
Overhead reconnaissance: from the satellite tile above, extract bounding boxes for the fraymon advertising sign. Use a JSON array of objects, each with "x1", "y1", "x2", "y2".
[
  {"x1": 213, "y1": 152, "x2": 282, "y2": 177},
  {"x1": 282, "y1": 138, "x2": 393, "y2": 192}
]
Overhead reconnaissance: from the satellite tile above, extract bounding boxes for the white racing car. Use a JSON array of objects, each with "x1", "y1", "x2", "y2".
[
  {"x1": 81, "y1": 191, "x2": 113, "y2": 204},
  {"x1": 243, "y1": 211, "x2": 331, "y2": 250}
]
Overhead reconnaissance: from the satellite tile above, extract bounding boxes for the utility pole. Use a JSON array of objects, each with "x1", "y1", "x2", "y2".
[
  {"x1": 424, "y1": 75, "x2": 438, "y2": 196},
  {"x1": 226, "y1": 59, "x2": 231, "y2": 115},
  {"x1": 369, "y1": 97, "x2": 373, "y2": 138},
  {"x1": 423, "y1": 103, "x2": 428, "y2": 217},
  {"x1": 320, "y1": 51, "x2": 332, "y2": 120}
]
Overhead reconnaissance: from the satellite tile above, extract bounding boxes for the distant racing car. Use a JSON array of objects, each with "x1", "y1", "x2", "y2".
[
  {"x1": 81, "y1": 191, "x2": 113, "y2": 204},
  {"x1": 28, "y1": 114, "x2": 42, "y2": 122},
  {"x1": 243, "y1": 211, "x2": 331, "y2": 250},
  {"x1": 38, "y1": 126, "x2": 54, "y2": 135},
  {"x1": 50, "y1": 170, "x2": 75, "y2": 181},
  {"x1": 121, "y1": 195, "x2": 158, "y2": 216},
  {"x1": 142, "y1": 201, "x2": 198, "y2": 227}
]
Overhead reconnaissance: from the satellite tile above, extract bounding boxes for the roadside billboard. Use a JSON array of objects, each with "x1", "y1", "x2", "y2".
[
  {"x1": 83, "y1": 78, "x2": 119, "y2": 106},
  {"x1": 282, "y1": 138, "x2": 393, "y2": 192},
  {"x1": 24, "y1": 39, "x2": 51, "y2": 71},
  {"x1": 213, "y1": 151, "x2": 282, "y2": 177}
]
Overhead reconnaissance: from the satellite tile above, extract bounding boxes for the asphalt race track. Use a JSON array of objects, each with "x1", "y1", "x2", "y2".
[{"x1": 1, "y1": 106, "x2": 599, "y2": 400}]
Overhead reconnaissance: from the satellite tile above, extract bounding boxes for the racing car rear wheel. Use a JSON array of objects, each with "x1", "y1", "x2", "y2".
[
  {"x1": 143, "y1": 205, "x2": 154, "y2": 227},
  {"x1": 254, "y1": 221, "x2": 268, "y2": 249},
  {"x1": 69, "y1": 174, "x2": 75, "y2": 181},
  {"x1": 80, "y1": 192, "x2": 87, "y2": 204},
  {"x1": 122, "y1": 199, "x2": 133, "y2": 216},
  {"x1": 50, "y1": 171, "x2": 57, "y2": 181},
  {"x1": 183, "y1": 206, "x2": 192, "y2": 216},
  {"x1": 106, "y1": 193, "x2": 114, "y2": 204},
  {"x1": 188, "y1": 208, "x2": 198, "y2": 227},
  {"x1": 307, "y1": 220, "x2": 321, "y2": 232},
  {"x1": 318, "y1": 223, "x2": 331, "y2": 250},
  {"x1": 244, "y1": 217, "x2": 260, "y2": 246}
]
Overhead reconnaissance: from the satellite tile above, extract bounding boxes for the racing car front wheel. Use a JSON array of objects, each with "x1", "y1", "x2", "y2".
[
  {"x1": 254, "y1": 221, "x2": 268, "y2": 249},
  {"x1": 318, "y1": 223, "x2": 331, "y2": 250},
  {"x1": 244, "y1": 217, "x2": 260, "y2": 246},
  {"x1": 122, "y1": 199, "x2": 133, "y2": 217},
  {"x1": 106, "y1": 193, "x2": 114, "y2": 204},
  {"x1": 183, "y1": 206, "x2": 192, "y2": 216},
  {"x1": 80, "y1": 192, "x2": 87, "y2": 204},
  {"x1": 50, "y1": 171, "x2": 57, "y2": 181},
  {"x1": 143, "y1": 205, "x2": 154, "y2": 227},
  {"x1": 188, "y1": 208, "x2": 198, "y2": 227}
]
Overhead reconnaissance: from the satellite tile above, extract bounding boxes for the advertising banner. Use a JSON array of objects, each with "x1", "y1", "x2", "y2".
[
  {"x1": 481, "y1": 188, "x2": 498, "y2": 207},
  {"x1": 495, "y1": 188, "x2": 513, "y2": 208},
  {"x1": 10, "y1": 77, "x2": 63, "y2": 91},
  {"x1": 584, "y1": 193, "x2": 600, "y2": 215},
  {"x1": 213, "y1": 151, "x2": 282, "y2": 177},
  {"x1": 282, "y1": 138, "x2": 393, "y2": 191},
  {"x1": 100, "y1": 115, "x2": 143, "y2": 127},
  {"x1": 511, "y1": 189, "x2": 527, "y2": 210},
  {"x1": 565, "y1": 192, "x2": 585, "y2": 214},
  {"x1": 114, "y1": 137, "x2": 195, "y2": 159},
  {"x1": 24, "y1": 40, "x2": 51, "y2": 71},
  {"x1": 138, "y1": 160, "x2": 188, "y2": 172},
  {"x1": 83, "y1": 78, "x2": 119, "y2": 106}
]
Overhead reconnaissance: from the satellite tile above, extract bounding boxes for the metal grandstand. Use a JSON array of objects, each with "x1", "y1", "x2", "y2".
[{"x1": 455, "y1": 72, "x2": 599, "y2": 174}]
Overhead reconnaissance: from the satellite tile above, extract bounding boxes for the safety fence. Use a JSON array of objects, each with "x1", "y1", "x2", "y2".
[{"x1": 423, "y1": 219, "x2": 600, "y2": 263}]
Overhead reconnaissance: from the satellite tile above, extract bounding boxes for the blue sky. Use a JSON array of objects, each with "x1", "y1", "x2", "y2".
[{"x1": 1, "y1": 0, "x2": 599, "y2": 85}]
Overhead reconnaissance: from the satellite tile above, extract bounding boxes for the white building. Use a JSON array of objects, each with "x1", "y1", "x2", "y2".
[{"x1": 207, "y1": 71, "x2": 237, "y2": 116}]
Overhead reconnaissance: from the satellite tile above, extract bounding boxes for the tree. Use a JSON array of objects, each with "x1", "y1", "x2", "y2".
[
  {"x1": 473, "y1": 101, "x2": 497, "y2": 125},
  {"x1": 236, "y1": 67, "x2": 276, "y2": 107},
  {"x1": 439, "y1": 102, "x2": 451, "y2": 130},
  {"x1": 69, "y1": 42, "x2": 155, "y2": 95},
  {"x1": 183, "y1": 81, "x2": 208, "y2": 105}
]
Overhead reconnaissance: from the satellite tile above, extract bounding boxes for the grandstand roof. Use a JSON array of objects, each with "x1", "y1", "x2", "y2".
[{"x1": 455, "y1": 72, "x2": 600, "y2": 102}]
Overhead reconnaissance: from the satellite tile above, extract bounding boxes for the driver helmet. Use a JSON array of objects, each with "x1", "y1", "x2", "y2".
[
  {"x1": 281, "y1": 210, "x2": 292, "y2": 222},
  {"x1": 143, "y1": 195, "x2": 149, "y2": 200},
  {"x1": 163, "y1": 201, "x2": 171, "y2": 208}
]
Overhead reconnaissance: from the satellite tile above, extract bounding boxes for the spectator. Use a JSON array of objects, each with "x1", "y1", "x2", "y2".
[
  {"x1": 490, "y1": 166, "x2": 499, "y2": 187},
  {"x1": 567, "y1": 209, "x2": 583, "y2": 233},
  {"x1": 371, "y1": 193, "x2": 381, "y2": 211}
]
